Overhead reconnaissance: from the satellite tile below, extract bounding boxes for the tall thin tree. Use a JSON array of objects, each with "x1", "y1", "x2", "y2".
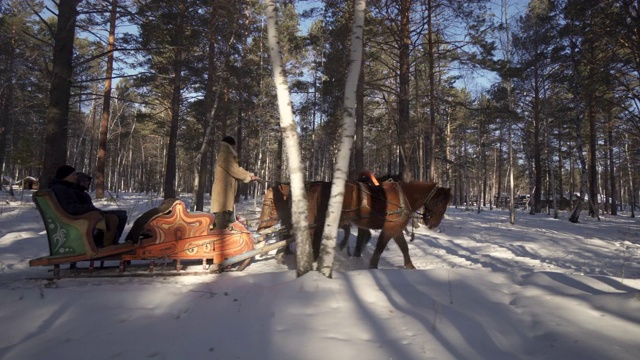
[
  {"x1": 317, "y1": 0, "x2": 366, "y2": 278},
  {"x1": 41, "y1": 0, "x2": 81, "y2": 188},
  {"x1": 96, "y1": 0, "x2": 118, "y2": 199},
  {"x1": 265, "y1": 0, "x2": 313, "y2": 276}
]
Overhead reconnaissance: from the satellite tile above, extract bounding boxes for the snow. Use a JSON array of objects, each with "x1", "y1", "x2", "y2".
[{"x1": 1, "y1": 190, "x2": 639, "y2": 360}]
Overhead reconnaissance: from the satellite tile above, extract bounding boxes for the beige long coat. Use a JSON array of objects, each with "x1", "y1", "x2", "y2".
[{"x1": 211, "y1": 142, "x2": 253, "y2": 212}]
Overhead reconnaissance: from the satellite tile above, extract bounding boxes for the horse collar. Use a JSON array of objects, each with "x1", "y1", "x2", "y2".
[
  {"x1": 358, "y1": 182, "x2": 369, "y2": 208},
  {"x1": 394, "y1": 182, "x2": 410, "y2": 217}
]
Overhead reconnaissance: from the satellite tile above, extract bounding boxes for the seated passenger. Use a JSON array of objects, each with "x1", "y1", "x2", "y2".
[{"x1": 50, "y1": 165, "x2": 128, "y2": 247}]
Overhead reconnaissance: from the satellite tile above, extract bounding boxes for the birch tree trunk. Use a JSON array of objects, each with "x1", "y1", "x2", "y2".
[
  {"x1": 317, "y1": 0, "x2": 366, "y2": 278},
  {"x1": 355, "y1": 57, "x2": 365, "y2": 176},
  {"x1": 265, "y1": 0, "x2": 313, "y2": 276}
]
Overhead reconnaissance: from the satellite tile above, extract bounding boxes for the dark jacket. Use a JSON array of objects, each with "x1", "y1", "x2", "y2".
[{"x1": 50, "y1": 178, "x2": 100, "y2": 216}]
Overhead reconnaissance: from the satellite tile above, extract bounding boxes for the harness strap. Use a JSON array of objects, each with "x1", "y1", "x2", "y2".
[
  {"x1": 394, "y1": 182, "x2": 411, "y2": 219},
  {"x1": 342, "y1": 182, "x2": 408, "y2": 222},
  {"x1": 358, "y1": 182, "x2": 369, "y2": 208}
]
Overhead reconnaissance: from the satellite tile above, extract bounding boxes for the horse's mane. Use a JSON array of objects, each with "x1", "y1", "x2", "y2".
[
  {"x1": 396, "y1": 181, "x2": 435, "y2": 209},
  {"x1": 378, "y1": 172, "x2": 403, "y2": 182},
  {"x1": 433, "y1": 187, "x2": 452, "y2": 204}
]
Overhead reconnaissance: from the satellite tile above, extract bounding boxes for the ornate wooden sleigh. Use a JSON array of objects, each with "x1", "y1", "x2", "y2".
[
  {"x1": 120, "y1": 198, "x2": 256, "y2": 272},
  {"x1": 28, "y1": 192, "x2": 275, "y2": 277}
]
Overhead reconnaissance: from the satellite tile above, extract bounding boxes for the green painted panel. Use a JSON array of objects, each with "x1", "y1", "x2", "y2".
[{"x1": 35, "y1": 194, "x2": 88, "y2": 256}]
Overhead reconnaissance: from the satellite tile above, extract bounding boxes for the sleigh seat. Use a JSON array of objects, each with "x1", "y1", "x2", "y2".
[{"x1": 29, "y1": 190, "x2": 134, "y2": 273}]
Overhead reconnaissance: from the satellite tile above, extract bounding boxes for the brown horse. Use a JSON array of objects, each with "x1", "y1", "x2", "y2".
[
  {"x1": 256, "y1": 181, "x2": 336, "y2": 259},
  {"x1": 339, "y1": 181, "x2": 451, "y2": 268},
  {"x1": 339, "y1": 185, "x2": 452, "y2": 258},
  {"x1": 256, "y1": 184, "x2": 290, "y2": 235},
  {"x1": 257, "y1": 180, "x2": 450, "y2": 269}
]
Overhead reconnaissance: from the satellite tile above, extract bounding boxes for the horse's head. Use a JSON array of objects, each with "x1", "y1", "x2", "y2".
[
  {"x1": 257, "y1": 187, "x2": 278, "y2": 232},
  {"x1": 257, "y1": 184, "x2": 293, "y2": 233},
  {"x1": 422, "y1": 187, "x2": 451, "y2": 229}
]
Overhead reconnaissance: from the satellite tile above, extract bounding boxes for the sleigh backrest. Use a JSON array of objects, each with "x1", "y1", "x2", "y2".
[{"x1": 32, "y1": 190, "x2": 104, "y2": 257}]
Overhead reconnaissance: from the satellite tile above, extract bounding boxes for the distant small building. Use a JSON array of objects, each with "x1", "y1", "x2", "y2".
[
  {"x1": 516, "y1": 194, "x2": 530, "y2": 208},
  {"x1": 17, "y1": 176, "x2": 39, "y2": 190}
]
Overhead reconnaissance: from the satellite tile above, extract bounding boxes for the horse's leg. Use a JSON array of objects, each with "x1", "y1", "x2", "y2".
[
  {"x1": 369, "y1": 230, "x2": 393, "y2": 269},
  {"x1": 312, "y1": 224, "x2": 323, "y2": 260},
  {"x1": 279, "y1": 226, "x2": 294, "y2": 259},
  {"x1": 392, "y1": 232, "x2": 416, "y2": 269},
  {"x1": 402, "y1": 221, "x2": 416, "y2": 242},
  {"x1": 338, "y1": 223, "x2": 351, "y2": 254},
  {"x1": 353, "y1": 228, "x2": 371, "y2": 258}
]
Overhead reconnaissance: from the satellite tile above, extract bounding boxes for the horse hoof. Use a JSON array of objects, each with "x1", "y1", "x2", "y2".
[{"x1": 405, "y1": 264, "x2": 416, "y2": 269}]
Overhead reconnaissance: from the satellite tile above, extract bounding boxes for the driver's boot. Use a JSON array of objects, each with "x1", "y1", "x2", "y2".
[{"x1": 213, "y1": 211, "x2": 235, "y2": 230}]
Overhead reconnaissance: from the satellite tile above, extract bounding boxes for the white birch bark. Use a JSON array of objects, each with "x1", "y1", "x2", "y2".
[
  {"x1": 265, "y1": 0, "x2": 313, "y2": 276},
  {"x1": 317, "y1": 0, "x2": 366, "y2": 278}
]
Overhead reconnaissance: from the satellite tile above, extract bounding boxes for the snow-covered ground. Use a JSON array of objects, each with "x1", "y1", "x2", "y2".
[{"x1": 1, "y1": 189, "x2": 639, "y2": 360}]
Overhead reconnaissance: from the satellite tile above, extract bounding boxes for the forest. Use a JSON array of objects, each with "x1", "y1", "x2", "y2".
[{"x1": 1, "y1": 0, "x2": 639, "y2": 222}]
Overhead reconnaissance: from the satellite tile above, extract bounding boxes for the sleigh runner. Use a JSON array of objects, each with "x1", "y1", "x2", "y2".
[{"x1": 29, "y1": 191, "x2": 283, "y2": 277}]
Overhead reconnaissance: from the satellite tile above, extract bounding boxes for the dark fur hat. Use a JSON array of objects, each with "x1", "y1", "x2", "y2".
[
  {"x1": 77, "y1": 172, "x2": 92, "y2": 182},
  {"x1": 222, "y1": 136, "x2": 236, "y2": 146},
  {"x1": 55, "y1": 165, "x2": 76, "y2": 180}
]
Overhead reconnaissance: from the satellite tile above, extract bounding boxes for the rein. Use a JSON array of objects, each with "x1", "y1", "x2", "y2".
[
  {"x1": 404, "y1": 184, "x2": 438, "y2": 242},
  {"x1": 423, "y1": 185, "x2": 438, "y2": 205},
  {"x1": 409, "y1": 184, "x2": 439, "y2": 218}
]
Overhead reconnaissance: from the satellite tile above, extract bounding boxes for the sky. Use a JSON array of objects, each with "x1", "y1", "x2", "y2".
[
  {"x1": 35, "y1": 0, "x2": 529, "y2": 84},
  {"x1": 1, "y1": 188, "x2": 639, "y2": 359}
]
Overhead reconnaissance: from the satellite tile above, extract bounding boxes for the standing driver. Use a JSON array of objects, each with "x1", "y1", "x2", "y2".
[{"x1": 211, "y1": 136, "x2": 259, "y2": 229}]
